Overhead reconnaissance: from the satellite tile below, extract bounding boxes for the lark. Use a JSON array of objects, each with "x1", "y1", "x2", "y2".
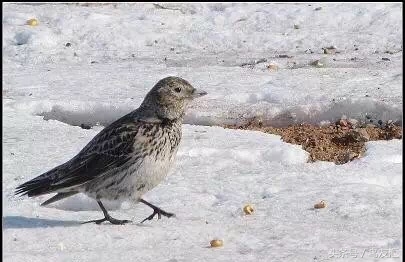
[{"x1": 15, "y1": 76, "x2": 207, "y2": 225}]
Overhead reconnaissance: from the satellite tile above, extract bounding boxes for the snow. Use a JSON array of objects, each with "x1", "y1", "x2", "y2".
[{"x1": 2, "y1": 2, "x2": 403, "y2": 261}]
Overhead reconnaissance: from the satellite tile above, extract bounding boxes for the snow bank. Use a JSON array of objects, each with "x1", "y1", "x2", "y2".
[
  {"x1": 3, "y1": 3, "x2": 403, "y2": 64},
  {"x1": 3, "y1": 3, "x2": 403, "y2": 126}
]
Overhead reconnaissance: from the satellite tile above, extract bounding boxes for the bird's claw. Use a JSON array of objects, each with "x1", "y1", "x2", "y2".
[
  {"x1": 140, "y1": 208, "x2": 175, "y2": 223},
  {"x1": 82, "y1": 217, "x2": 131, "y2": 225}
]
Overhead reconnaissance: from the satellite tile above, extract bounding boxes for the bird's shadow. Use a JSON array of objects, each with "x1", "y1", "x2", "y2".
[
  {"x1": 2, "y1": 216, "x2": 153, "y2": 229},
  {"x1": 3, "y1": 216, "x2": 82, "y2": 229}
]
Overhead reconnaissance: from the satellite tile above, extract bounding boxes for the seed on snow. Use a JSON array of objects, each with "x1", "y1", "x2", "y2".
[
  {"x1": 26, "y1": 18, "x2": 39, "y2": 26},
  {"x1": 210, "y1": 239, "x2": 223, "y2": 248},
  {"x1": 243, "y1": 204, "x2": 254, "y2": 215}
]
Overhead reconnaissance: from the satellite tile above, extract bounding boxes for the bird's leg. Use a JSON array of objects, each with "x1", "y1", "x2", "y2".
[
  {"x1": 82, "y1": 200, "x2": 131, "y2": 225},
  {"x1": 140, "y1": 199, "x2": 175, "y2": 223}
]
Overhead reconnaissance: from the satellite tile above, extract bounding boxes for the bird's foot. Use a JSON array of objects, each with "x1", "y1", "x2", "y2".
[
  {"x1": 141, "y1": 208, "x2": 175, "y2": 223},
  {"x1": 82, "y1": 216, "x2": 131, "y2": 225}
]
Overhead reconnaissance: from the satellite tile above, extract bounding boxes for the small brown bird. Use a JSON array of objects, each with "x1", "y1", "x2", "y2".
[{"x1": 16, "y1": 76, "x2": 207, "y2": 225}]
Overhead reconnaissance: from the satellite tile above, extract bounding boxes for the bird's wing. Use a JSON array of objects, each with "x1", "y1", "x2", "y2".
[
  {"x1": 16, "y1": 119, "x2": 145, "y2": 196},
  {"x1": 51, "y1": 122, "x2": 142, "y2": 189}
]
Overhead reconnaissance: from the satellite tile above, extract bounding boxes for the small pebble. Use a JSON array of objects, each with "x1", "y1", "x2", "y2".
[
  {"x1": 267, "y1": 63, "x2": 279, "y2": 71},
  {"x1": 348, "y1": 119, "x2": 358, "y2": 128},
  {"x1": 353, "y1": 129, "x2": 370, "y2": 141},
  {"x1": 310, "y1": 59, "x2": 324, "y2": 68},
  {"x1": 339, "y1": 119, "x2": 349, "y2": 127},
  {"x1": 314, "y1": 200, "x2": 327, "y2": 209},
  {"x1": 323, "y1": 46, "x2": 337, "y2": 54},
  {"x1": 80, "y1": 124, "x2": 92, "y2": 129},
  {"x1": 278, "y1": 54, "x2": 293, "y2": 58}
]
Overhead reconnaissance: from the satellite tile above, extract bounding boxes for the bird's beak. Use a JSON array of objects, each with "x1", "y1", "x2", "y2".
[{"x1": 192, "y1": 89, "x2": 207, "y2": 99}]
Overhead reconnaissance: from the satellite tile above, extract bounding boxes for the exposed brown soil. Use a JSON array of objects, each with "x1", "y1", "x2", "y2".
[{"x1": 225, "y1": 118, "x2": 402, "y2": 165}]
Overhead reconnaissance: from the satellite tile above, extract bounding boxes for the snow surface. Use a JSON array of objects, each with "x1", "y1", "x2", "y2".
[{"x1": 2, "y1": 2, "x2": 403, "y2": 262}]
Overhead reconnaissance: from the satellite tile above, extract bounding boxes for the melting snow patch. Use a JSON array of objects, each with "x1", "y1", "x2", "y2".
[
  {"x1": 37, "y1": 104, "x2": 134, "y2": 128},
  {"x1": 34, "y1": 97, "x2": 402, "y2": 129}
]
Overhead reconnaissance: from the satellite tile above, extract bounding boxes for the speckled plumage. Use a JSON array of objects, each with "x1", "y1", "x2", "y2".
[
  {"x1": 82, "y1": 118, "x2": 182, "y2": 202},
  {"x1": 16, "y1": 76, "x2": 207, "y2": 224}
]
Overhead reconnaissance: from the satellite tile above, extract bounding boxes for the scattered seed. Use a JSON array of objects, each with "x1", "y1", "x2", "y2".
[
  {"x1": 243, "y1": 204, "x2": 254, "y2": 215},
  {"x1": 26, "y1": 18, "x2": 39, "y2": 26},
  {"x1": 210, "y1": 239, "x2": 223, "y2": 248}
]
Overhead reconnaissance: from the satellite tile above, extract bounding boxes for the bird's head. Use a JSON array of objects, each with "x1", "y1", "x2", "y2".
[{"x1": 140, "y1": 76, "x2": 207, "y2": 121}]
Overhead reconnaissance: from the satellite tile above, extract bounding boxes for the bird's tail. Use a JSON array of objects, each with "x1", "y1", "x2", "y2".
[
  {"x1": 40, "y1": 192, "x2": 78, "y2": 206},
  {"x1": 15, "y1": 177, "x2": 50, "y2": 197},
  {"x1": 15, "y1": 167, "x2": 79, "y2": 205},
  {"x1": 15, "y1": 167, "x2": 61, "y2": 197}
]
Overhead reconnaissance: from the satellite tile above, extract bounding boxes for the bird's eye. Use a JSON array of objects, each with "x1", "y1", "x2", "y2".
[{"x1": 174, "y1": 87, "x2": 181, "y2": 93}]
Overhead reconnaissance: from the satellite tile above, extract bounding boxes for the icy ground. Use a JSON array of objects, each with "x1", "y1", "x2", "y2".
[{"x1": 2, "y1": 2, "x2": 403, "y2": 261}]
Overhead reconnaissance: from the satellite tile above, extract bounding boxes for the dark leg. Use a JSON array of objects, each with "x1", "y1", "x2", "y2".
[
  {"x1": 82, "y1": 200, "x2": 131, "y2": 225},
  {"x1": 140, "y1": 199, "x2": 175, "y2": 223}
]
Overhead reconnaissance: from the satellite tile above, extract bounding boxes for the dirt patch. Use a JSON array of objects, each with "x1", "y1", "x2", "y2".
[{"x1": 225, "y1": 118, "x2": 402, "y2": 165}]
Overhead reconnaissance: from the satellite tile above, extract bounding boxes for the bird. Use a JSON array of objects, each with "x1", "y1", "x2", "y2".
[{"x1": 15, "y1": 76, "x2": 207, "y2": 225}]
